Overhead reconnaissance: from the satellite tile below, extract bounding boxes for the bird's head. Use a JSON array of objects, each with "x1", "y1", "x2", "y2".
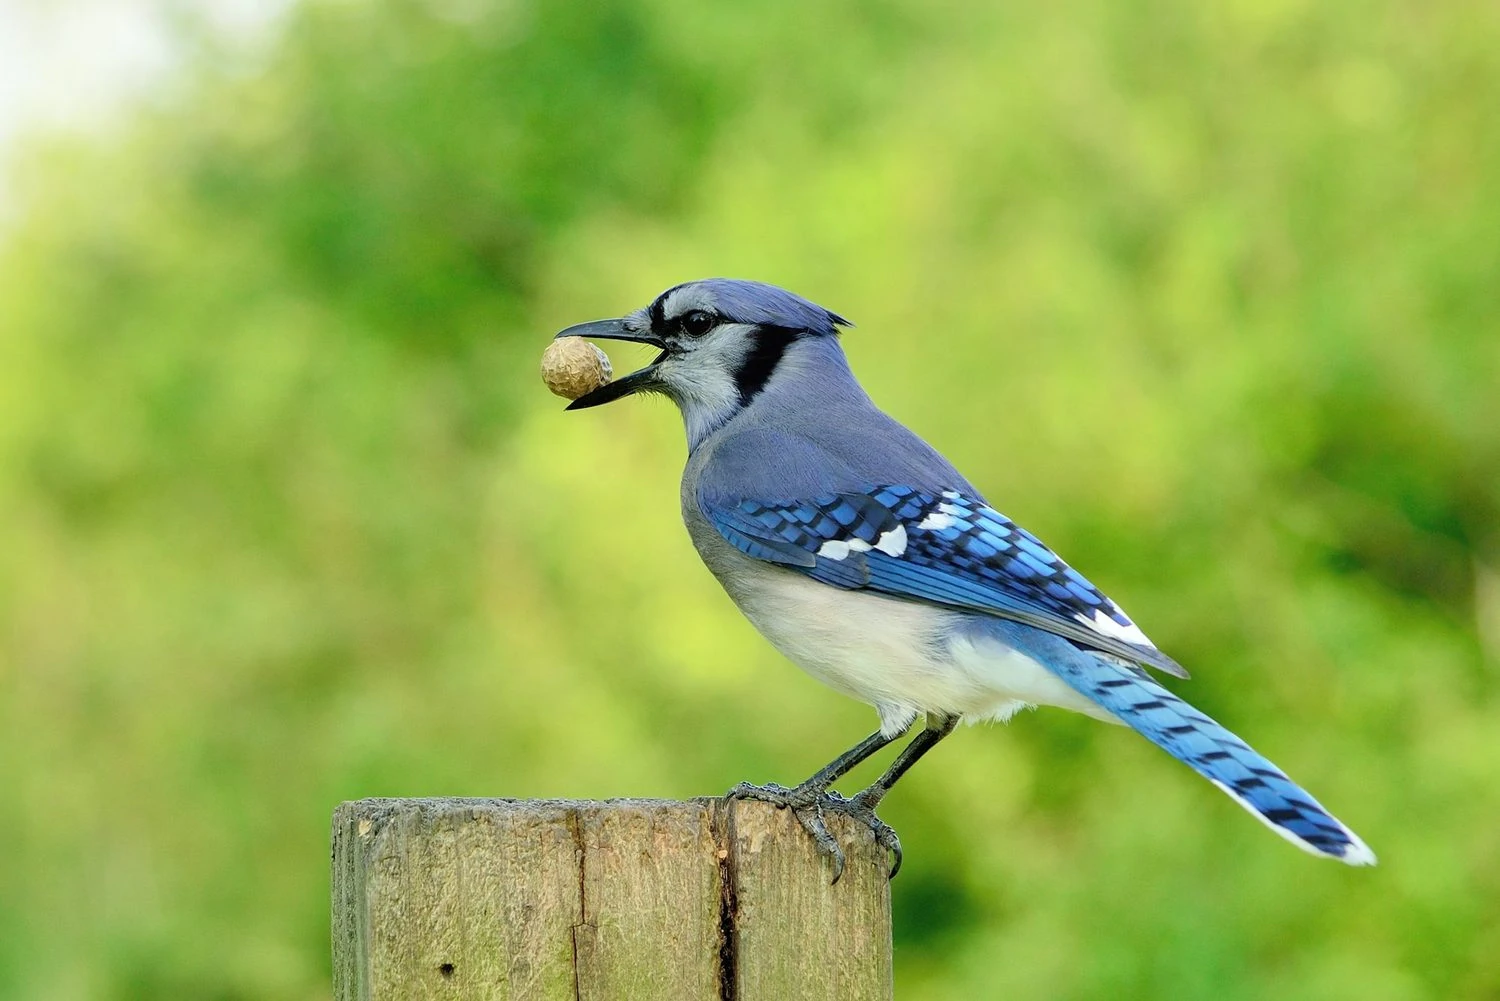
[{"x1": 554, "y1": 278, "x2": 851, "y2": 439}]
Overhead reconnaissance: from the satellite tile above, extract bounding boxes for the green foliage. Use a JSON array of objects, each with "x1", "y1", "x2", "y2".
[{"x1": 2, "y1": 0, "x2": 1497, "y2": 997}]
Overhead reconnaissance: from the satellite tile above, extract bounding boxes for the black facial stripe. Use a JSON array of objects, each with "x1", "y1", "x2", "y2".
[
  {"x1": 734, "y1": 326, "x2": 800, "y2": 406},
  {"x1": 649, "y1": 282, "x2": 689, "y2": 332}
]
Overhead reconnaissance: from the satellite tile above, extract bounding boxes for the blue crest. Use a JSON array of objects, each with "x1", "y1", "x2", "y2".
[{"x1": 653, "y1": 278, "x2": 851, "y2": 336}]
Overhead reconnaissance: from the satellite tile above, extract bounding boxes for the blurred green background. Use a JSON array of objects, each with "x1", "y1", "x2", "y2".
[{"x1": 1, "y1": 0, "x2": 1497, "y2": 998}]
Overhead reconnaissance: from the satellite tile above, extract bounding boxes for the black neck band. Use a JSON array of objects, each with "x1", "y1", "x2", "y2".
[{"x1": 734, "y1": 327, "x2": 800, "y2": 407}]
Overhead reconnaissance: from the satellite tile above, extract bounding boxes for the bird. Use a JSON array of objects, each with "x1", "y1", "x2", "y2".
[{"x1": 554, "y1": 277, "x2": 1375, "y2": 879}]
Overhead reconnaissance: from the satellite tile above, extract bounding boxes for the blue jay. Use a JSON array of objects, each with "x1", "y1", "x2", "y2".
[{"x1": 556, "y1": 278, "x2": 1375, "y2": 879}]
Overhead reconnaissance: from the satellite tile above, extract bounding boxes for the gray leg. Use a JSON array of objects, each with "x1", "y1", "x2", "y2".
[
  {"x1": 730, "y1": 714, "x2": 960, "y2": 882},
  {"x1": 730, "y1": 726, "x2": 901, "y2": 805},
  {"x1": 856, "y1": 712, "x2": 961, "y2": 810},
  {"x1": 729, "y1": 724, "x2": 909, "y2": 883},
  {"x1": 833, "y1": 713, "x2": 961, "y2": 879}
]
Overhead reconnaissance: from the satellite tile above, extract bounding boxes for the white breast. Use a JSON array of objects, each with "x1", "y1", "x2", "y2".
[{"x1": 692, "y1": 528, "x2": 1115, "y2": 734}]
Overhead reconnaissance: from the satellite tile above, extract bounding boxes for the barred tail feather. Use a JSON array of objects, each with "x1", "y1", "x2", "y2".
[{"x1": 1054, "y1": 654, "x2": 1376, "y2": 865}]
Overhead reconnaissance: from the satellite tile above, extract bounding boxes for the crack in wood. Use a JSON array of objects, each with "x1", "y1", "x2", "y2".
[
  {"x1": 567, "y1": 808, "x2": 588, "y2": 1001},
  {"x1": 713, "y1": 799, "x2": 739, "y2": 1001}
]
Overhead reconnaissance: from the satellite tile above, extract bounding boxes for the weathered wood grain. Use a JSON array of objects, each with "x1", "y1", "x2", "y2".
[
  {"x1": 332, "y1": 798, "x2": 892, "y2": 1001},
  {"x1": 727, "y1": 800, "x2": 893, "y2": 999}
]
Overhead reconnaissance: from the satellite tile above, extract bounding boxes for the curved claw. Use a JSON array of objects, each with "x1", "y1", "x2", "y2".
[
  {"x1": 729, "y1": 781, "x2": 848, "y2": 878},
  {"x1": 727, "y1": 782, "x2": 904, "y2": 883},
  {"x1": 796, "y1": 799, "x2": 848, "y2": 883},
  {"x1": 831, "y1": 791, "x2": 902, "y2": 880},
  {"x1": 867, "y1": 813, "x2": 903, "y2": 879}
]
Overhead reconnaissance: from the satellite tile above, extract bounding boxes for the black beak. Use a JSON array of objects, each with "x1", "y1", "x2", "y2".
[{"x1": 554, "y1": 318, "x2": 668, "y2": 410}]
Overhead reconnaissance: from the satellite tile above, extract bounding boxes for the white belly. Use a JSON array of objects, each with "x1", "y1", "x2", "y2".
[{"x1": 701, "y1": 540, "x2": 1112, "y2": 735}]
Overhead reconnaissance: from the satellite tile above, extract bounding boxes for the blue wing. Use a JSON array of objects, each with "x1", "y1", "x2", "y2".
[{"x1": 704, "y1": 484, "x2": 1187, "y2": 678}]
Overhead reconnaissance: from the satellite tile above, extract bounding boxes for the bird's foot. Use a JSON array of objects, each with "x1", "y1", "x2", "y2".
[
  {"x1": 728, "y1": 782, "x2": 902, "y2": 882},
  {"x1": 728, "y1": 780, "x2": 821, "y2": 809},
  {"x1": 824, "y1": 790, "x2": 903, "y2": 880}
]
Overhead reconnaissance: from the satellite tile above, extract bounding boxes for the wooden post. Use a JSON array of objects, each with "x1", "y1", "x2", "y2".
[{"x1": 332, "y1": 797, "x2": 893, "y2": 1001}]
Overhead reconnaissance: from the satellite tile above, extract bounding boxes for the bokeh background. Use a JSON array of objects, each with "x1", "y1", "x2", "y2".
[{"x1": 2, "y1": 0, "x2": 1498, "y2": 998}]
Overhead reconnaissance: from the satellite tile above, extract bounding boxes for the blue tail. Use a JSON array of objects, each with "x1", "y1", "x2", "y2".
[{"x1": 1046, "y1": 644, "x2": 1375, "y2": 865}]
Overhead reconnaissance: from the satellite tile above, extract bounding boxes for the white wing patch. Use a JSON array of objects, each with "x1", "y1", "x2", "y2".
[
  {"x1": 874, "y1": 525, "x2": 908, "y2": 557},
  {"x1": 817, "y1": 539, "x2": 851, "y2": 560},
  {"x1": 917, "y1": 502, "x2": 965, "y2": 532},
  {"x1": 817, "y1": 537, "x2": 873, "y2": 561},
  {"x1": 917, "y1": 511, "x2": 957, "y2": 531},
  {"x1": 815, "y1": 526, "x2": 906, "y2": 560},
  {"x1": 1077, "y1": 607, "x2": 1153, "y2": 647}
]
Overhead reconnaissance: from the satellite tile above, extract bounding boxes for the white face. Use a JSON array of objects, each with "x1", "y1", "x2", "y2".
[{"x1": 645, "y1": 286, "x2": 762, "y2": 443}]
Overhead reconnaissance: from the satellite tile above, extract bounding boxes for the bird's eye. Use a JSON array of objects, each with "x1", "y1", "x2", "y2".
[{"x1": 679, "y1": 310, "x2": 716, "y2": 338}]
